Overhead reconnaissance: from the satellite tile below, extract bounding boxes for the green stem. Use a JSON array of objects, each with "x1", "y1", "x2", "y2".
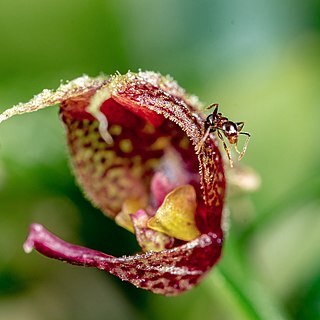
[{"x1": 204, "y1": 266, "x2": 289, "y2": 320}]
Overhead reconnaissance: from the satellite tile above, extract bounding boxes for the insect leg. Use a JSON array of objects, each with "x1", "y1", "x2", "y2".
[
  {"x1": 217, "y1": 130, "x2": 234, "y2": 168},
  {"x1": 237, "y1": 132, "x2": 251, "y2": 160}
]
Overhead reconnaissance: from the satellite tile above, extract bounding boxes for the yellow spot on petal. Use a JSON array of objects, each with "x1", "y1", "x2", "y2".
[
  {"x1": 150, "y1": 137, "x2": 170, "y2": 150},
  {"x1": 109, "y1": 125, "x2": 122, "y2": 135},
  {"x1": 88, "y1": 121, "x2": 99, "y2": 132},
  {"x1": 147, "y1": 185, "x2": 200, "y2": 241},
  {"x1": 145, "y1": 158, "x2": 160, "y2": 170},
  {"x1": 142, "y1": 123, "x2": 156, "y2": 134},
  {"x1": 119, "y1": 139, "x2": 133, "y2": 153},
  {"x1": 179, "y1": 137, "x2": 190, "y2": 149},
  {"x1": 74, "y1": 129, "x2": 85, "y2": 138}
]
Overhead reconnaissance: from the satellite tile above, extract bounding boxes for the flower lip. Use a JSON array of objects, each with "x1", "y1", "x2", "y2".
[{"x1": 24, "y1": 222, "x2": 223, "y2": 296}]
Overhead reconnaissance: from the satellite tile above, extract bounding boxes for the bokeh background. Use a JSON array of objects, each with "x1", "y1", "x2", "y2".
[{"x1": 1, "y1": 0, "x2": 320, "y2": 319}]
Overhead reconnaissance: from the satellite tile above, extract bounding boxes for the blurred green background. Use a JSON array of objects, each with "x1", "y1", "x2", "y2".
[{"x1": 0, "y1": 0, "x2": 320, "y2": 319}]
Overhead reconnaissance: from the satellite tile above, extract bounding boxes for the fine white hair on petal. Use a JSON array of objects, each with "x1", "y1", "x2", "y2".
[{"x1": 0, "y1": 75, "x2": 108, "y2": 124}]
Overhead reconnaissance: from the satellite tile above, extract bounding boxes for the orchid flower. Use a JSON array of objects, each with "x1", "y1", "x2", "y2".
[{"x1": 0, "y1": 71, "x2": 225, "y2": 296}]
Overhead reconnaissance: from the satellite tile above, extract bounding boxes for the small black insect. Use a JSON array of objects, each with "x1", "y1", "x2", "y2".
[{"x1": 197, "y1": 103, "x2": 251, "y2": 167}]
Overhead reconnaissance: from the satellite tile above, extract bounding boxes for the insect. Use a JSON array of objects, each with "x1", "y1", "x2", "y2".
[{"x1": 197, "y1": 103, "x2": 251, "y2": 168}]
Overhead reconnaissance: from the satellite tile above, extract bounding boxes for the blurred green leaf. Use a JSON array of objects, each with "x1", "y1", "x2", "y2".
[{"x1": 1, "y1": 0, "x2": 320, "y2": 319}]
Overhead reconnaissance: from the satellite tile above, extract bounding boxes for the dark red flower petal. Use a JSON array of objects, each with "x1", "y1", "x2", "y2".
[
  {"x1": 24, "y1": 223, "x2": 222, "y2": 295},
  {"x1": 0, "y1": 71, "x2": 226, "y2": 295}
]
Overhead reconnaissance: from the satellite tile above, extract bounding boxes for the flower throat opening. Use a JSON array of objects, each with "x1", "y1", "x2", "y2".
[{"x1": 62, "y1": 98, "x2": 202, "y2": 249}]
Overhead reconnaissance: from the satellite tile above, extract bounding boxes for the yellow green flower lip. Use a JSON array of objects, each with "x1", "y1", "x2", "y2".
[
  {"x1": 1, "y1": 71, "x2": 226, "y2": 295},
  {"x1": 147, "y1": 184, "x2": 201, "y2": 241}
]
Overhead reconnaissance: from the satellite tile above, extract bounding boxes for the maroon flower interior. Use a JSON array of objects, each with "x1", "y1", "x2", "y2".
[{"x1": 63, "y1": 97, "x2": 203, "y2": 228}]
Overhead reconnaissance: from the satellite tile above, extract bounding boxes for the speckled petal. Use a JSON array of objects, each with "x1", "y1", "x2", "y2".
[
  {"x1": 24, "y1": 223, "x2": 222, "y2": 296},
  {"x1": 1, "y1": 71, "x2": 226, "y2": 295}
]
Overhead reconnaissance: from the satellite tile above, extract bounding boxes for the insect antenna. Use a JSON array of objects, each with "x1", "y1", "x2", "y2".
[{"x1": 206, "y1": 103, "x2": 219, "y2": 110}]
